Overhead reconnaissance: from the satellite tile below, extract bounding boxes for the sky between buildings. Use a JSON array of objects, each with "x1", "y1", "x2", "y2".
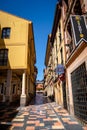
[{"x1": 0, "y1": 0, "x2": 58, "y2": 80}]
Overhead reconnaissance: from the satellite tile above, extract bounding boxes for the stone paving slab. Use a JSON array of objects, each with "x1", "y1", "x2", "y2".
[
  {"x1": 0, "y1": 103, "x2": 65, "y2": 130},
  {"x1": 0, "y1": 96, "x2": 86, "y2": 130},
  {"x1": 49, "y1": 102, "x2": 86, "y2": 130}
]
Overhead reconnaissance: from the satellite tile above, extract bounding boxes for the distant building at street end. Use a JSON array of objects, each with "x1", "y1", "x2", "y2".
[
  {"x1": 36, "y1": 80, "x2": 44, "y2": 92},
  {"x1": 0, "y1": 10, "x2": 37, "y2": 106}
]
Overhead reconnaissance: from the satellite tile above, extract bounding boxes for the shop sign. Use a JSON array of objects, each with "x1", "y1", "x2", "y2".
[
  {"x1": 55, "y1": 64, "x2": 64, "y2": 75},
  {"x1": 70, "y1": 15, "x2": 87, "y2": 46}
]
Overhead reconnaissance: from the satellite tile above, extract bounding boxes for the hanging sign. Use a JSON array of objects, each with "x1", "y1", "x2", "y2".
[
  {"x1": 70, "y1": 15, "x2": 87, "y2": 46},
  {"x1": 59, "y1": 73, "x2": 65, "y2": 81}
]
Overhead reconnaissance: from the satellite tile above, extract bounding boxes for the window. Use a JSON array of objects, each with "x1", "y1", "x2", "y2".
[
  {"x1": 59, "y1": 23, "x2": 62, "y2": 44},
  {"x1": 1, "y1": 27, "x2": 11, "y2": 39},
  {"x1": 0, "y1": 83, "x2": 4, "y2": 94},
  {"x1": 12, "y1": 84, "x2": 16, "y2": 94},
  {"x1": 0, "y1": 49, "x2": 8, "y2": 66},
  {"x1": 64, "y1": 0, "x2": 68, "y2": 6},
  {"x1": 1, "y1": 85, "x2": 3, "y2": 94},
  {"x1": 67, "y1": 21, "x2": 74, "y2": 53},
  {"x1": 60, "y1": 48, "x2": 63, "y2": 64},
  {"x1": 73, "y1": 0, "x2": 82, "y2": 15},
  {"x1": 85, "y1": 16, "x2": 87, "y2": 28}
]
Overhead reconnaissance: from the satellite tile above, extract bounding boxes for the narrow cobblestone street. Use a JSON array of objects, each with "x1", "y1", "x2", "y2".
[{"x1": 0, "y1": 93, "x2": 86, "y2": 130}]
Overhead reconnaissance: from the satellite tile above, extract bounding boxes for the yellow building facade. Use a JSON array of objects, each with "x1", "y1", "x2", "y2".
[{"x1": 0, "y1": 11, "x2": 36, "y2": 106}]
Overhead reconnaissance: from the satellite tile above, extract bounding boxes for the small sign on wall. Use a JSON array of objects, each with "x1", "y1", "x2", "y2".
[{"x1": 55, "y1": 64, "x2": 64, "y2": 75}]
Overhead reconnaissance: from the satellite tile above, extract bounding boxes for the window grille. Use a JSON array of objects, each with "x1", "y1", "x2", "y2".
[{"x1": 71, "y1": 62, "x2": 87, "y2": 123}]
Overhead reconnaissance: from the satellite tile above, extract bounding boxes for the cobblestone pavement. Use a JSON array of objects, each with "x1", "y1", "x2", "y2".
[{"x1": 0, "y1": 93, "x2": 86, "y2": 130}]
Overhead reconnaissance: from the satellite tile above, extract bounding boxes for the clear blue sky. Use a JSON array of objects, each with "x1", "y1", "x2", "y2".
[{"x1": 0, "y1": 0, "x2": 58, "y2": 80}]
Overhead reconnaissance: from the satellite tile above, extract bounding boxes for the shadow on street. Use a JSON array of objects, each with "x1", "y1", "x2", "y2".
[{"x1": 0, "y1": 92, "x2": 52, "y2": 130}]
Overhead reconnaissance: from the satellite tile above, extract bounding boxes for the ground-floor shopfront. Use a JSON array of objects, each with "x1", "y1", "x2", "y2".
[
  {"x1": 66, "y1": 44, "x2": 87, "y2": 124},
  {"x1": 53, "y1": 78, "x2": 67, "y2": 109}
]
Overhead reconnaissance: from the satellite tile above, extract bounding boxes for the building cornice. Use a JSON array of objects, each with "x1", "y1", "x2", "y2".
[{"x1": 66, "y1": 42, "x2": 87, "y2": 67}]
